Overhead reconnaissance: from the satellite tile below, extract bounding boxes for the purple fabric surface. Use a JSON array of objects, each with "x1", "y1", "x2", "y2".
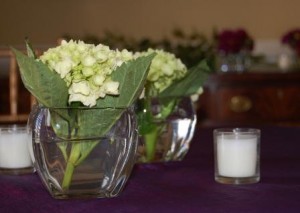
[{"x1": 1, "y1": 125, "x2": 300, "y2": 213}]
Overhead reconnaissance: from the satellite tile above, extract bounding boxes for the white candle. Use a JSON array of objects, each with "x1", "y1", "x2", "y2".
[
  {"x1": 217, "y1": 134, "x2": 257, "y2": 177},
  {"x1": 0, "y1": 131, "x2": 32, "y2": 169}
]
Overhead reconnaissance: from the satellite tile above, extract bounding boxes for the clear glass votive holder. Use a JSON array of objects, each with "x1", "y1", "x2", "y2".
[
  {"x1": 214, "y1": 128, "x2": 260, "y2": 184},
  {"x1": 0, "y1": 125, "x2": 34, "y2": 175}
]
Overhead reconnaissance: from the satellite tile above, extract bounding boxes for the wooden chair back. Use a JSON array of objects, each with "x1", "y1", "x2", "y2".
[{"x1": 0, "y1": 48, "x2": 36, "y2": 123}]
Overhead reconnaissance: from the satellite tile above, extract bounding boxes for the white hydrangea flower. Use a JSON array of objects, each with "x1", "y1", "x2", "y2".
[
  {"x1": 81, "y1": 55, "x2": 96, "y2": 67},
  {"x1": 103, "y1": 81, "x2": 119, "y2": 95},
  {"x1": 39, "y1": 39, "x2": 134, "y2": 107},
  {"x1": 69, "y1": 93, "x2": 98, "y2": 107},
  {"x1": 135, "y1": 49, "x2": 188, "y2": 93},
  {"x1": 161, "y1": 63, "x2": 173, "y2": 76},
  {"x1": 53, "y1": 58, "x2": 73, "y2": 78},
  {"x1": 82, "y1": 67, "x2": 94, "y2": 77},
  {"x1": 190, "y1": 87, "x2": 204, "y2": 102},
  {"x1": 69, "y1": 81, "x2": 91, "y2": 96},
  {"x1": 115, "y1": 49, "x2": 134, "y2": 66},
  {"x1": 92, "y1": 74, "x2": 105, "y2": 86}
]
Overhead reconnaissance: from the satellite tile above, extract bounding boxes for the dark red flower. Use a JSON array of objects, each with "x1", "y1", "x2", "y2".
[
  {"x1": 217, "y1": 28, "x2": 254, "y2": 54},
  {"x1": 281, "y1": 29, "x2": 300, "y2": 56}
]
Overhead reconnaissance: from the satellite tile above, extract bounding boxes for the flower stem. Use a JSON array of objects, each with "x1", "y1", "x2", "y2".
[
  {"x1": 62, "y1": 161, "x2": 75, "y2": 190},
  {"x1": 62, "y1": 143, "x2": 81, "y2": 190},
  {"x1": 145, "y1": 125, "x2": 159, "y2": 162}
]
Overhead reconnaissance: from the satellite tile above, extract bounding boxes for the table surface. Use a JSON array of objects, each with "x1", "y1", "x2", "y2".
[{"x1": 1, "y1": 125, "x2": 300, "y2": 213}]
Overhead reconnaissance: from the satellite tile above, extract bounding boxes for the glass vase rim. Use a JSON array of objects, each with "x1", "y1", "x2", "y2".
[
  {"x1": 0, "y1": 124, "x2": 28, "y2": 132},
  {"x1": 36, "y1": 105, "x2": 130, "y2": 110},
  {"x1": 142, "y1": 96, "x2": 192, "y2": 100},
  {"x1": 213, "y1": 128, "x2": 260, "y2": 135}
]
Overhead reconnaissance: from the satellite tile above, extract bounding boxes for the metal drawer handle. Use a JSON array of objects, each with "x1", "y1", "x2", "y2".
[{"x1": 229, "y1": 95, "x2": 252, "y2": 113}]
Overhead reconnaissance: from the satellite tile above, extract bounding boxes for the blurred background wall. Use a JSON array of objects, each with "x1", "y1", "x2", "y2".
[{"x1": 1, "y1": 0, "x2": 299, "y2": 46}]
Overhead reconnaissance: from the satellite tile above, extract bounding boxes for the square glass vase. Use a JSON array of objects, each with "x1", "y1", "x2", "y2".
[{"x1": 28, "y1": 106, "x2": 138, "y2": 199}]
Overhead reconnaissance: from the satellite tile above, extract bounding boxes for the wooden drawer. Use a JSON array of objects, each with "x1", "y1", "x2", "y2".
[
  {"x1": 197, "y1": 72, "x2": 300, "y2": 126},
  {"x1": 215, "y1": 86, "x2": 300, "y2": 122}
]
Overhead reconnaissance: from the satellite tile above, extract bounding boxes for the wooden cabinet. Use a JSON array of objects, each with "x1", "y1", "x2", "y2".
[{"x1": 197, "y1": 71, "x2": 300, "y2": 126}]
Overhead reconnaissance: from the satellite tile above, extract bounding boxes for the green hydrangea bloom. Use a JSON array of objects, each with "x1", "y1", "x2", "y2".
[
  {"x1": 39, "y1": 40, "x2": 134, "y2": 107},
  {"x1": 135, "y1": 49, "x2": 187, "y2": 94}
]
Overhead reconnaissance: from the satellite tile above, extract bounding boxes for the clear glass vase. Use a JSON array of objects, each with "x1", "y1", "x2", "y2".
[
  {"x1": 28, "y1": 106, "x2": 138, "y2": 199},
  {"x1": 136, "y1": 97, "x2": 197, "y2": 163}
]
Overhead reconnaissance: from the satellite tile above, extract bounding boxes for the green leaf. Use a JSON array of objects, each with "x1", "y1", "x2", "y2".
[
  {"x1": 137, "y1": 107, "x2": 156, "y2": 135},
  {"x1": 57, "y1": 142, "x2": 68, "y2": 161},
  {"x1": 11, "y1": 48, "x2": 69, "y2": 108},
  {"x1": 50, "y1": 108, "x2": 75, "y2": 138},
  {"x1": 25, "y1": 38, "x2": 37, "y2": 59},
  {"x1": 157, "y1": 98, "x2": 177, "y2": 120},
  {"x1": 50, "y1": 107, "x2": 126, "y2": 137},
  {"x1": 76, "y1": 108, "x2": 125, "y2": 138},
  {"x1": 74, "y1": 141, "x2": 100, "y2": 166},
  {"x1": 158, "y1": 60, "x2": 210, "y2": 98},
  {"x1": 49, "y1": 107, "x2": 125, "y2": 139},
  {"x1": 96, "y1": 53, "x2": 156, "y2": 108}
]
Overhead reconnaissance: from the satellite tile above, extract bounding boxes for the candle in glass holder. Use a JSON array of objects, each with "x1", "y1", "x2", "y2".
[
  {"x1": 214, "y1": 128, "x2": 260, "y2": 184},
  {"x1": 0, "y1": 125, "x2": 33, "y2": 175}
]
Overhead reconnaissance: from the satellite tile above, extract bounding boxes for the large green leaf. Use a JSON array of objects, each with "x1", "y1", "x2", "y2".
[
  {"x1": 49, "y1": 107, "x2": 124, "y2": 138},
  {"x1": 96, "y1": 53, "x2": 155, "y2": 108},
  {"x1": 158, "y1": 60, "x2": 210, "y2": 98},
  {"x1": 25, "y1": 38, "x2": 37, "y2": 59},
  {"x1": 76, "y1": 108, "x2": 125, "y2": 137},
  {"x1": 12, "y1": 48, "x2": 69, "y2": 108}
]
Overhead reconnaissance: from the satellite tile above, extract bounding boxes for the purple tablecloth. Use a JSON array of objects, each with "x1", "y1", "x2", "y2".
[{"x1": 1, "y1": 125, "x2": 300, "y2": 213}]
